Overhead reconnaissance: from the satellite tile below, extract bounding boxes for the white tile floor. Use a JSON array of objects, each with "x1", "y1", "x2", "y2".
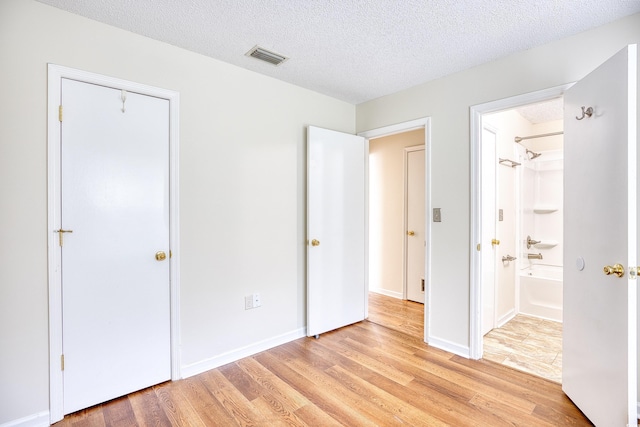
[{"x1": 483, "y1": 314, "x2": 562, "y2": 383}]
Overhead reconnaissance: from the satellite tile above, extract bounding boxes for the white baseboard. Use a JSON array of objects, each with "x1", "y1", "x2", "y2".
[
  {"x1": 369, "y1": 288, "x2": 403, "y2": 299},
  {"x1": 180, "y1": 327, "x2": 306, "y2": 378},
  {"x1": 0, "y1": 411, "x2": 49, "y2": 427},
  {"x1": 496, "y1": 309, "x2": 516, "y2": 328},
  {"x1": 427, "y1": 336, "x2": 470, "y2": 358}
]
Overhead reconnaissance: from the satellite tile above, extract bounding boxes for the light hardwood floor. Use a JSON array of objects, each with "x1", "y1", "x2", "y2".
[{"x1": 54, "y1": 294, "x2": 591, "y2": 426}]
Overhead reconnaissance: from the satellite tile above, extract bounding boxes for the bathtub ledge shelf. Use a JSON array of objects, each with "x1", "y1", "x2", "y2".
[
  {"x1": 533, "y1": 205, "x2": 558, "y2": 214},
  {"x1": 533, "y1": 240, "x2": 558, "y2": 249}
]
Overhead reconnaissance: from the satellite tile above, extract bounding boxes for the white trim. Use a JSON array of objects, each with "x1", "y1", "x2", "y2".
[
  {"x1": 0, "y1": 412, "x2": 49, "y2": 427},
  {"x1": 360, "y1": 118, "x2": 427, "y2": 140},
  {"x1": 369, "y1": 288, "x2": 403, "y2": 299},
  {"x1": 47, "y1": 64, "x2": 181, "y2": 423},
  {"x1": 428, "y1": 336, "x2": 470, "y2": 358},
  {"x1": 468, "y1": 84, "x2": 572, "y2": 360},
  {"x1": 359, "y1": 117, "x2": 431, "y2": 344},
  {"x1": 181, "y1": 328, "x2": 307, "y2": 378},
  {"x1": 364, "y1": 138, "x2": 370, "y2": 319},
  {"x1": 403, "y1": 145, "x2": 426, "y2": 301}
]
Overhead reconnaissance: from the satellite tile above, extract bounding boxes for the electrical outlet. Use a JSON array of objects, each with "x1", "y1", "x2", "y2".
[
  {"x1": 253, "y1": 292, "x2": 261, "y2": 308},
  {"x1": 245, "y1": 295, "x2": 253, "y2": 310}
]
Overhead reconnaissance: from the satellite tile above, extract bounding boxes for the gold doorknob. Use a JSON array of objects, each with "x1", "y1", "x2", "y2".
[
  {"x1": 603, "y1": 263, "x2": 624, "y2": 278},
  {"x1": 311, "y1": 239, "x2": 320, "y2": 247},
  {"x1": 407, "y1": 231, "x2": 415, "y2": 236},
  {"x1": 491, "y1": 239, "x2": 500, "y2": 246},
  {"x1": 155, "y1": 251, "x2": 167, "y2": 261}
]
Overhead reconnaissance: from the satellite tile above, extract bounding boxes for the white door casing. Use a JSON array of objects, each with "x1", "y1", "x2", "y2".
[
  {"x1": 47, "y1": 65, "x2": 181, "y2": 423},
  {"x1": 562, "y1": 45, "x2": 637, "y2": 426},
  {"x1": 307, "y1": 126, "x2": 367, "y2": 337},
  {"x1": 405, "y1": 147, "x2": 426, "y2": 303}
]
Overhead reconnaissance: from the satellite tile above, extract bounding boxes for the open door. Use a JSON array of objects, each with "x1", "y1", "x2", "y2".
[
  {"x1": 563, "y1": 44, "x2": 637, "y2": 426},
  {"x1": 307, "y1": 126, "x2": 366, "y2": 337}
]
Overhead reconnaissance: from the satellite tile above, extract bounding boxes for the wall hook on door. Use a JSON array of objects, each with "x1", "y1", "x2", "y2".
[
  {"x1": 121, "y1": 90, "x2": 127, "y2": 113},
  {"x1": 575, "y1": 106, "x2": 593, "y2": 120}
]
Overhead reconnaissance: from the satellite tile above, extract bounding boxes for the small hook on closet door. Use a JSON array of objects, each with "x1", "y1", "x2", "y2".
[
  {"x1": 121, "y1": 90, "x2": 127, "y2": 113},
  {"x1": 575, "y1": 106, "x2": 593, "y2": 120}
]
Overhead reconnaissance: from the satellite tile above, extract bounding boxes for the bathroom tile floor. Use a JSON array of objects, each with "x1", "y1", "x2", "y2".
[{"x1": 483, "y1": 314, "x2": 562, "y2": 383}]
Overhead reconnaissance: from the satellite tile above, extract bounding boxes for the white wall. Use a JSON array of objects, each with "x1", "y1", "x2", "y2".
[
  {"x1": 357, "y1": 14, "x2": 640, "y2": 350},
  {"x1": 0, "y1": 0, "x2": 354, "y2": 423},
  {"x1": 369, "y1": 129, "x2": 425, "y2": 297}
]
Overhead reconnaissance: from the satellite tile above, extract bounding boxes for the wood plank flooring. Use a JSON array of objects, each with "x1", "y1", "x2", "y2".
[
  {"x1": 367, "y1": 291, "x2": 424, "y2": 340},
  {"x1": 54, "y1": 296, "x2": 592, "y2": 426}
]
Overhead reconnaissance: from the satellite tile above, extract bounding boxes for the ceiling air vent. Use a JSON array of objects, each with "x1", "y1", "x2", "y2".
[{"x1": 245, "y1": 45, "x2": 288, "y2": 66}]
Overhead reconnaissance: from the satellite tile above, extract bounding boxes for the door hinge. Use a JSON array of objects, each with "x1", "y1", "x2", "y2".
[
  {"x1": 61, "y1": 354, "x2": 64, "y2": 371},
  {"x1": 58, "y1": 105, "x2": 63, "y2": 122}
]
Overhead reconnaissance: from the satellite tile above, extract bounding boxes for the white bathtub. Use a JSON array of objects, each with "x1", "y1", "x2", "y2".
[{"x1": 519, "y1": 264, "x2": 563, "y2": 322}]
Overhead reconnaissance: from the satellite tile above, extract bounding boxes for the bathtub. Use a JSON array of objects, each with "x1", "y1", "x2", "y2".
[{"x1": 519, "y1": 264, "x2": 563, "y2": 322}]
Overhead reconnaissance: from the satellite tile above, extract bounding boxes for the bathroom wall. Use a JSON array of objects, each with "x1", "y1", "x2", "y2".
[
  {"x1": 369, "y1": 129, "x2": 425, "y2": 297},
  {"x1": 520, "y1": 120, "x2": 564, "y2": 268}
]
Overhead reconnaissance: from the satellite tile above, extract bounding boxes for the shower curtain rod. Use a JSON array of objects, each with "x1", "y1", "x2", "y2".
[{"x1": 514, "y1": 131, "x2": 563, "y2": 143}]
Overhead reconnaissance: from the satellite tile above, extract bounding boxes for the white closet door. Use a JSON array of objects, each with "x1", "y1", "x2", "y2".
[{"x1": 61, "y1": 78, "x2": 171, "y2": 414}]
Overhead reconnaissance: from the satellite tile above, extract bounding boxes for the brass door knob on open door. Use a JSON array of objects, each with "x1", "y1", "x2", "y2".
[
  {"x1": 407, "y1": 231, "x2": 415, "y2": 236},
  {"x1": 491, "y1": 239, "x2": 500, "y2": 246},
  {"x1": 155, "y1": 251, "x2": 167, "y2": 261},
  {"x1": 603, "y1": 263, "x2": 624, "y2": 277},
  {"x1": 310, "y1": 239, "x2": 320, "y2": 247}
]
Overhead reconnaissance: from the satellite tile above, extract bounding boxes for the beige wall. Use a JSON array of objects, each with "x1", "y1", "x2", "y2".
[
  {"x1": 0, "y1": 1, "x2": 354, "y2": 423},
  {"x1": 369, "y1": 129, "x2": 425, "y2": 297},
  {"x1": 357, "y1": 14, "x2": 640, "y2": 348}
]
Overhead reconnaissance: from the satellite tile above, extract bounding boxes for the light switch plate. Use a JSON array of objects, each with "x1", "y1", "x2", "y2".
[{"x1": 433, "y1": 208, "x2": 441, "y2": 222}]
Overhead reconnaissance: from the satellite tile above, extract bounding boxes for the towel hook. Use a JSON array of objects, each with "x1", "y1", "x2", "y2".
[{"x1": 576, "y1": 106, "x2": 593, "y2": 120}]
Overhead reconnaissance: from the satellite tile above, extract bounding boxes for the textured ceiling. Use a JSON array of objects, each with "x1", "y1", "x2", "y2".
[
  {"x1": 36, "y1": 0, "x2": 640, "y2": 104},
  {"x1": 517, "y1": 97, "x2": 564, "y2": 124}
]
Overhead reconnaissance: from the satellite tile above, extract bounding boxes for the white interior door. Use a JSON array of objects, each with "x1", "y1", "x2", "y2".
[
  {"x1": 61, "y1": 78, "x2": 171, "y2": 414},
  {"x1": 563, "y1": 44, "x2": 637, "y2": 426},
  {"x1": 481, "y1": 126, "x2": 498, "y2": 336},
  {"x1": 406, "y1": 147, "x2": 426, "y2": 303},
  {"x1": 307, "y1": 126, "x2": 366, "y2": 337}
]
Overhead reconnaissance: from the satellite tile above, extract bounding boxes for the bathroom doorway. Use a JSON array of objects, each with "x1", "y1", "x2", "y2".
[{"x1": 470, "y1": 87, "x2": 568, "y2": 383}]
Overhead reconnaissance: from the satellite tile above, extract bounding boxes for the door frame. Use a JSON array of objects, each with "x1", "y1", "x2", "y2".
[
  {"x1": 359, "y1": 117, "x2": 431, "y2": 342},
  {"x1": 403, "y1": 145, "x2": 426, "y2": 301},
  {"x1": 46, "y1": 64, "x2": 181, "y2": 422},
  {"x1": 469, "y1": 83, "x2": 572, "y2": 359}
]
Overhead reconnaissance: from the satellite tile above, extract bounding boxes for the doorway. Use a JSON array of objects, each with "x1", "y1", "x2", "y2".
[
  {"x1": 480, "y1": 103, "x2": 564, "y2": 382},
  {"x1": 47, "y1": 65, "x2": 181, "y2": 423},
  {"x1": 360, "y1": 118, "x2": 431, "y2": 341}
]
